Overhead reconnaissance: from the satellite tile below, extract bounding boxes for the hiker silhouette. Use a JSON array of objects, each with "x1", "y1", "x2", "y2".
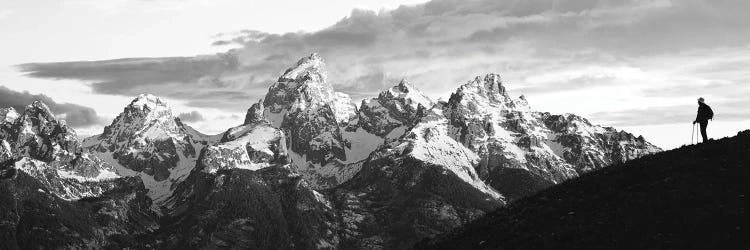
[{"x1": 692, "y1": 97, "x2": 713, "y2": 143}]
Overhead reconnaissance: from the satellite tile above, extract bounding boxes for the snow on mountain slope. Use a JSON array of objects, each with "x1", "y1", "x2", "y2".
[
  {"x1": 10, "y1": 101, "x2": 80, "y2": 162},
  {"x1": 325, "y1": 72, "x2": 661, "y2": 248},
  {"x1": 354, "y1": 79, "x2": 432, "y2": 139},
  {"x1": 13, "y1": 157, "x2": 119, "y2": 200},
  {"x1": 443, "y1": 73, "x2": 661, "y2": 199},
  {"x1": 0, "y1": 101, "x2": 127, "y2": 200},
  {"x1": 402, "y1": 118, "x2": 501, "y2": 199},
  {"x1": 0, "y1": 107, "x2": 18, "y2": 124},
  {"x1": 259, "y1": 53, "x2": 358, "y2": 189},
  {"x1": 0, "y1": 139, "x2": 11, "y2": 162},
  {"x1": 159, "y1": 105, "x2": 339, "y2": 249},
  {"x1": 331, "y1": 110, "x2": 505, "y2": 249},
  {"x1": 200, "y1": 121, "x2": 287, "y2": 174},
  {"x1": 333, "y1": 92, "x2": 358, "y2": 124},
  {"x1": 83, "y1": 94, "x2": 214, "y2": 205},
  {"x1": 0, "y1": 53, "x2": 668, "y2": 249}
]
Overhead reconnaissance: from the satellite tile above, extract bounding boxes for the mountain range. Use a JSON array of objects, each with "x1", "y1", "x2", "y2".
[{"x1": 0, "y1": 53, "x2": 660, "y2": 249}]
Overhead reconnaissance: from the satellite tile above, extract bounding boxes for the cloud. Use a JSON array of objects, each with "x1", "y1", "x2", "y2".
[
  {"x1": 17, "y1": 0, "x2": 750, "y2": 125},
  {"x1": 178, "y1": 111, "x2": 204, "y2": 123},
  {"x1": 19, "y1": 54, "x2": 251, "y2": 110},
  {"x1": 0, "y1": 86, "x2": 103, "y2": 127}
]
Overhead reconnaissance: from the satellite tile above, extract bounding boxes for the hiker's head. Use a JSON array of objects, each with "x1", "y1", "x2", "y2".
[{"x1": 698, "y1": 97, "x2": 705, "y2": 103}]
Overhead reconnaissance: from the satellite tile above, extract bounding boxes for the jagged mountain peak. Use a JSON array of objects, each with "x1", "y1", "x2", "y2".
[
  {"x1": 22, "y1": 100, "x2": 56, "y2": 121},
  {"x1": 447, "y1": 73, "x2": 537, "y2": 115},
  {"x1": 278, "y1": 52, "x2": 327, "y2": 84},
  {"x1": 379, "y1": 78, "x2": 433, "y2": 108},
  {"x1": 83, "y1": 93, "x2": 210, "y2": 204},
  {"x1": 0, "y1": 107, "x2": 19, "y2": 124},
  {"x1": 129, "y1": 93, "x2": 167, "y2": 110},
  {"x1": 452, "y1": 73, "x2": 511, "y2": 105},
  {"x1": 0, "y1": 101, "x2": 96, "y2": 172},
  {"x1": 395, "y1": 78, "x2": 413, "y2": 90},
  {"x1": 264, "y1": 53, "x2": 339, "y2": 127},
  {"x1": 244, "y1": 100, "x2": 265, "y2": 125},
  {"x1": 97, "y1": 93, "x2": 182, "y2": 142},
  {"x1": 125, "y1": 93, "x2": 172, "y2": 119}
]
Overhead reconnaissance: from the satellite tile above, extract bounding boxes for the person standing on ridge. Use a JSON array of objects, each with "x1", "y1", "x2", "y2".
[{"x1": 693, "y1": 97, "x2": 713, "y2": 143}]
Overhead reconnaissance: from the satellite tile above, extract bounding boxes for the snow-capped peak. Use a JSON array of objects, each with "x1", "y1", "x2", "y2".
[
  {"x1": 453, "y1": 73, "x2": 511, "y2": 105},
  {"x1": 263, "y1": 53, "x2": 338, "y2": 123},
  {"x1": 380, "y1": 79, "x2": 433, "y2": 109},
  {"x1": 278, "y1": 52, "x2": 327, "y2": 84},
  {"x1": 126, "y1": 94, "x2": 173, "y2": 120},
  {"x1": 129, "y1": 93, "x2": 166, "y2": 112},
  {"x1": 97, "y1": 93, "x2": 182, "y2": 141},
  {"x1": 0, "y1": 107, "x2": 19, "y2": 124},
  {"x1": 23, "y1": 100, "x2": 56, "y2": 120},
  {"x1": 83, "y1": 94, "x2": 210, "y2": 206}
]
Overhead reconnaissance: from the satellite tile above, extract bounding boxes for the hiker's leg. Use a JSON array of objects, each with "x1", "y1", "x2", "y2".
[{"x1": 700, "y1": 121, "x2": 708, "y2": 142}]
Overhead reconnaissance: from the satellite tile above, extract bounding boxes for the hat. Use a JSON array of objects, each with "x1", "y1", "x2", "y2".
[{"x1": 698, "y1": 97, "x2": 705, "y2": 102}]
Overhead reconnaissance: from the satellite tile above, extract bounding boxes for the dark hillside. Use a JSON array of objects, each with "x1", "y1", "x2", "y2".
[{"x1": 418, "y1": 130, "x2": 749, "y2": 250}]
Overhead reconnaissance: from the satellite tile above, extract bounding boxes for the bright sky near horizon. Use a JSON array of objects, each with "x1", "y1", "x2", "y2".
[{"x1": 1, "y1": 0, "x2": 749, "y2": 150}]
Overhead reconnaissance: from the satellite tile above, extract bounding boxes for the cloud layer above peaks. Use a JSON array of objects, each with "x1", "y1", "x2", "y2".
[{"x1": 19, "y1": 0, "x2": 750, "y2": 126}]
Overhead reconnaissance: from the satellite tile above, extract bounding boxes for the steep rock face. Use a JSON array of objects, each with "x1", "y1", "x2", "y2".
[
  {"x1": 243, "y1": 101, "x2": 265, "y2": 125},
  {"x1": 84, "y1": 94, "x2": 217, "y2": 205},
  {"x1": 4, "y1": 101, "x2": 79, "y2": 162},
  {"x1": 13, "y1": 157, "x2": 118, "y2": 200},
  {"x1": 157, "y1": 167, "x2": 339, "y2": 250},
  {"x1": 160, "y1": 113, "x2": 339, "y2": 249},
  {"x1": 0, "y1": 107, "x2": 18, "y2": 124},
  {"x1": 0, "y1": 101, "x2": 119, "y2": 193},
  {"x1": 0, "y1": 170, "x2": 159, "y2": 249},
  {"x1": 0, "y1": 102, "x2": 160, "y2": 249},
  {"x1": 338, "y1": 79, "x2": 434, "y2": 170},
  {"x1": 355, "y1": 79, "x2": 431, "y2": 138},
  {"x1": 261, "y1": 54, "x2": 358, "y2": 189},
  {"x1": 443, "y1": 74, "x2": 661, "y2": 200},
  {"x1": 418, "y1": 131, "x2": 750, "y2": 250},
  {"x1": 327, "y1": 73, "x2": 660, "y2": 248},
  {"x1": 332, "y1": 109, "x2": 505, "y2": 249},
  {"x1": 0, "y1": 140, "x2": 12, "y2": 164},
  {"x1": 0, "y1": 108, "x2": 17, "y2": 164},
  {"x1": 201, "y1": 112, "x2": 288, "y2": 175},
  {"x1": 0, "y1": 55, "x2": 665, "y2": 249}
]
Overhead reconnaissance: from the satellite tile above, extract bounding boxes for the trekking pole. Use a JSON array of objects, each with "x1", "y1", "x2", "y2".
[{"x1": 690, "y1": 123, "x2": 695, "y2": 145}]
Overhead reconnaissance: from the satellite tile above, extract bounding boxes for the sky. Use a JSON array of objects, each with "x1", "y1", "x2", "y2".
[{"x1": 1, "y1": 0, "x2": 749, "y2": 149}]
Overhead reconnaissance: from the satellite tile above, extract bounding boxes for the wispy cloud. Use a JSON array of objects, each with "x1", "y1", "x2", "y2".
[{"x1": 178, "y1": 110, "x2": 204, "y2": 123}]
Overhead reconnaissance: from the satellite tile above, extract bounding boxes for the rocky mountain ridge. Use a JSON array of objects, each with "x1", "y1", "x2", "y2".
[
  {"x1": 1, "y1": 53, "x2": 661, "y2": 249},
  {"x1": 0, "y1": 101, "x2": 160, "y2": 249},
  {"x1": 82, "y1": 94, "x2": 218, "y2": 206}
]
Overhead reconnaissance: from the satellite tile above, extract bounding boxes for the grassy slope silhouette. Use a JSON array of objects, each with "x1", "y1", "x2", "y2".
[{"x1": 418, "y1": 130, "x2": 749, "y2": 250}]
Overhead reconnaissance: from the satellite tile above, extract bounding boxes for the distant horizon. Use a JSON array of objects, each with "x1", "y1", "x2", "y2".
[{"x1": 2, "y1": 0, "x2": 749, "y2": 150}]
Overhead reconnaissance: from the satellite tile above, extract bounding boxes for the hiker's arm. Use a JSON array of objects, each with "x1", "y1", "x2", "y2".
[{"x1": 694, "y1": 111, "x2": 699, "y2": 123}]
